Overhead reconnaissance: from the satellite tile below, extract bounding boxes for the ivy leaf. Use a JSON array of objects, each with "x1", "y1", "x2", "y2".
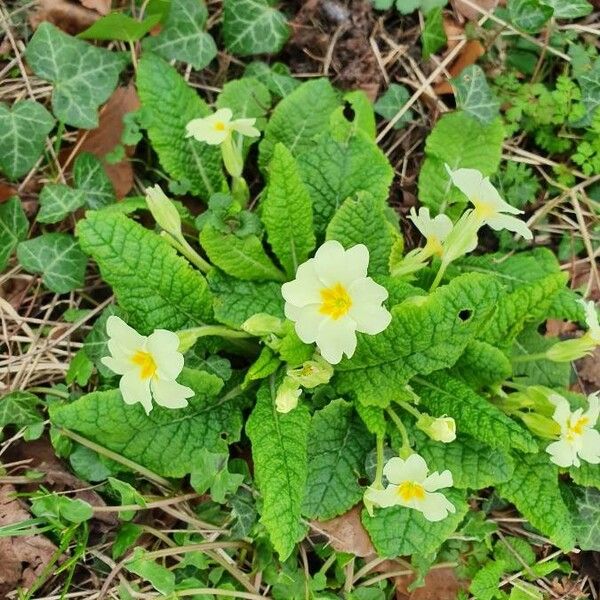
[
  {"x1": 302, "y1": 400, "x2": 373, "y2": 520},
  {"x1": 76, "y1": 210, "x2": 213, "y2": 334},
  {"x1": 17, "y1": 233, "x2": 87, "y2": 293},
  {"x1": 37, "y1": 184, "x2": 86, "y2": 224},
  {"x1": 208, "y1": 271, "x2": 284, "y2": 328},
  {"x1": 0, "y1": 391, "x2": 44, "y2": 434},
  {"x1": 246, "y1": 381, "x2": 311, "y2": 560},
  {"x1": 78, "y1": 12, "x2": 161, "y2": 41},
  {"x1": 362, "y1": 489, "x2": 468, "y2": 557},
  {"x1": 223, "y1": 0, "x2": 290, "y2": 57},
  {"x1": 416, "y1": 372, "x2": 537, "y2": 453},
  {"x1": 541, "y1": 0, "x2": 592, "y2": 17},
  {"x1": 73, "y1": 152, "x2": 116, "y2": 209},
  {"x1": 262, "y1": 143, "x2": 316, "y2": 277},
  {"x1": 50, "y1": 370, "x2": 242, "y2": 477},
  {"x1": 422, "y1": 7, "x2": 446, "y2": 58},
  {"x1": 508, "y1": 0, "x2": 553, "y2": 33},
  {"x1": 571, "y1": 487, "x2": 600, "y2": 551},
  {"x1": 142, "y1": 0, "x2": 217, "y2": 70},
  {"x1": 575, "y1": 58, "x2": 600, "y2": 127},
  {"x1": 26, "y1": 22, "x2": 127, "y2": 128},
  {"x1": 333, "y1": 273, "x2": 502, "y2": 408},
  {"x1": 374, "y1": 84, "x2": 413, "y2": 129},
  {"x1": 0, "y1": 196, "x2": 28, "y2": 271},
  {"x1": 497, "y1": 453, "x2": 576, "y2": 551},
  {"x1": 136, "y1": 53, "x2": 226, "y2": 200},
  {"x1": 326, "y1": 191, "x2": 400, "y2": 277},
  {"x1": 451, "y1": 65, "x2": 500, "y2": 124},
  {"x1": 245, "y1": 61, "x2": 300, "y2": 98},
  {"x1": 417, "y1": 112, "x2": 504, "y2": 213},
  {"x1": 0, "y1": 100, "x2": 54, "y2": 179},
  {"x1": 259, "y1": 79, "x2": 341, "y2": 168}
]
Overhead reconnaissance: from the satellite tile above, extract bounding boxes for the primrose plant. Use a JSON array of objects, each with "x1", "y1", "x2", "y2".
[{"x1": 45, "y1": 67, "x2": 600, "y2": 565}]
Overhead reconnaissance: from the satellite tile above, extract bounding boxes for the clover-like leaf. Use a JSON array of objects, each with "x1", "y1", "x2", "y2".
[
  {"x1": 451, "y1": 65, "x2": 500, "y2": 125},
  {"x1": 0, "y1": 196, "x2": 28, "y2": 271},
  {"x1": 26, "y1": 22, "x2": 127, "y2": 128},
  {"x1": 37, "y1": 184, "x2": 86, "y2": 224},
  {"x1": 0, "y1": 100, "x2": 54, "y2": 179}
]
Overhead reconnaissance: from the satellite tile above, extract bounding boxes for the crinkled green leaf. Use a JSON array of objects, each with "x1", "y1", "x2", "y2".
[
  {"x1": 451, "y1": 65, "x2": 500, "y2": 124},
  {"x1": 356, "y1": 404, "x2": 387, "y2": 437},
  {"x1": 77, "y1": 211, "x2": 213, "y2": 334},
  {"x1": 497, "y1": 452, "x2": 576, "y2": 550},
  {"x1": 142, "y1": 0, "x2": 216, "y2": 70},
  {"x1": 374, "y1": 83, "x2": 413, "y2": 129},
  {"x1": 334, "y1": 273, "x2": 501, "y2": 407},
  {"x1": 245, "y1": 61, "x2": 300, "y2": 98},
  {"x1": 73, "y1": 152, "x2": 116, "y2": 209},
  {"x1": 216, "y1": 77, "x2": 271, "y2": 129},
  {"x1": 362, "y1": 489, "x2": 468, "y2": 557},
  {"x1": 418, "y1": 112, "x2": 504, "y2": 213},
  {"x1": 416, "y1": 372, "x2": 537, "y2": 453},
  {"x1": 50, "y1": 369, "x2": 242, "y2": 477},
  {"x1": 326, "y1": 191, "x2": 400, "y2": 277},
  {"x1": 570, "y1": 462, "x2": 600, "y2": 491},
  {"x1": 416, "y1": 433, "x2": 514, "y2": 489},
  {"x1": 262, "y1": 143, "x2": 315, "y2": 277},
  {"x1": 422, "y1": 8, "x2": 446, "y2": 58},
  {"x1": 259, "y1": 79, "x2": 341, "y2": 168},
  {"x1": 136, "y1": 53, "x2": 225, "y2": 200},
  {"x1": 298, "y1": 128, "x2": 394, "y2": 235},
  {"x1": 78, "y1": 12, "x2": 161, "y2": 41},
  {"x1": 571, "y1": 487, "x2": 600, "y2": 551},
  {"x1": 508, "y1": 0, "x2": 553, "y2": 32},
  {"x1": 223, "y1": 0, "x2": 290, "y2": 57},
  {"x1": 246, "y1": 381, "x2": 310, "y2": 560},
  {"x1": 453, "y1": 340, "x2": 512, "y2": 389},
  {"x1": 0, "y1": 100, "x2": 54, "y2": 179},
  {"x1": 208, "y1": 270, "x2": 284, "y2": 328},
  {"x1": 26, "y1": 22, "x2": 127, "y2": 128},
  {"x1": 469, "y1": 560, "x2": 506, "y2": 600},
  {"x1": 0, "y1": 196, "x2": 28, "y2": 271},
  {"x1": 200, "y1": 225, "x2": 286, "y2": 282},
  {"x1": 494, "y1": 536, "x2": 536, "y2": 571},
  {"x1": 17, "y1": 233, "x2": 87, "y2": 293},
  {"x1": 37, "y1": 184, "x2": 85, "y2": 224},
  {"x1": 302, "y1": 400, "x2": 373, "y2": 520}
]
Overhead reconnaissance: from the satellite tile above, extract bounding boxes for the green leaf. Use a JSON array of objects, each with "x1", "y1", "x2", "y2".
[
  {"x1": 453, "y1": 340, "x2": 512, "y2": 390},
  {"x1": 497, "y1": 453, "x2": 576, "y2": 551},
  {"x1": 31, "y1": 493, "x2": 93, "y2": 526},
  {"x1": 76, "y1": 210, "x2": 213, "y2": 334},
  {"x1": 246, "y1": 381, "x2": 310, "y2": 560},
  {"x1": 126, "y1": 547, "x2": 175, "y2": 595},
  {"x1": 136, "y1": 53, "x2": 226, "y2": 200},
  {"x1": 302, "y1": 400, "x2": 373, "y2": 520},
  {"x1": 416, "y1": 433, "x2": 514, "y2": 489},
  {"x1": 69, "y1": 445, "x2": 113, "y2": 482},
  {"x1": 108, "y1": 477, "x2": 147, "y2": 520},
  {"x1": 26, "y1": 22, "x2": 127, "y2": 128},
  {"x1": 571, "y1": 487, "x2": 600, "y2": 551},
  {"x1": 259, "y1": 79, "x2": 341, "y2": 168},
  {"x1": 333, "y1": 273, "x2": 501, "y2": 408},
  {"x1": 0, "y1": 100, "x2": 54, "y2": 179},
  {"x1": 262, "y1": 143, "x2": 316, "y2": 277},
  {"x1": 576, "y1": 58, "x2": 600, "y2": 127},
  {"x1": 209, "y1": 270, "x2": 284, "y2": 328},
  {"x1": 73, "y1": 152, "x2": 116, "y2": 209},
  {"x1": 78, "y1": 12, "x2": 161, "y2": 41},
  {"x1": 570, "y1": 462, "x2": 600, "y2": 490},
  {"x1": 469, "y1": 560, "x2": 506, "y2": 600},
  {"x1": 362, "y1": 489, "x2": 468, "y2": 557},
  {"x1": 223, "y1": 0, "x2": 290, "y2": 57},
  {"x1": 36, "y1": 184, "x2": 85, "y2": 224},
  {"x1": 17, "y1": 233, "x2": 87, "y2": 293},
  {"x1": 541, "y1": 0, "x2": 592, "y2": 17},
  {"x1": 245, "y1": 61, "x2": 300, "y2": 98},
  {"x1": 508, "y1": 0, "x2": 553, "y2": 33},
  {"x1": 298, "y1": 128, "x2": 394, "y2": 235},
  {"x1": 142, "y1": 0, "x2": 216, "y2": 70},
  {"x1": 374, "y1": 84, "x2": 413, "y2": 129},
  {"x1": 216, "y1": 77, "x2": 272, "y2": 128},
  {"x1": 0, "y1": 196, "x2": 28, "y2": 271},
  {"x1": 494, "y1": 536, "x2": 536, "y2": 572},
  {"x1": 418, "y1": 112, "x2": 504, "y2": 213},
  {"x1": 0, "y1": 391, "x2": 44, "y2": 431},
  {"x1": 451, "y1": 65, "x2": 500, "y2": 124},
  {"x1": 422, "y1": 8, "x2": 446, "y2": 58},
  {"x1": 50, "y1": 369, "x2": 242, "y2": 478},
  {"x1": 326, "y1": 191, "x2": 399, "y2": 277},
  {"x1": 416, "y1": 372, "x2": 537, "y2": 453},
  {"x1": 66, "y1": 349, "x2": 94, "y2": 386},
  {"x1": 200, "y1": 225, "x2": 286, "y2": 282}
]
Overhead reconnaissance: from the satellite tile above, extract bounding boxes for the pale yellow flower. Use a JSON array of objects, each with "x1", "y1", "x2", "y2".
[{"x1": 186, "y1": 108, "x2": 259, "y2": 145}]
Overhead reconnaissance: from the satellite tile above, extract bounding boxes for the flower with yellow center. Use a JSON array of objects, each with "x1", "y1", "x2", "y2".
[
  {"x1": 582, "y1": 299, "x2": 600, "y2": 344},
  {"x1": 185, "y1": 108, "x2": 259, "y2": 146},
  {"x1": 546, "y1": 392, "x2": 600, "y2": 468},
  {"x1": 409, "y1": 207, "x2": 453, "y2": 259},
  {"x1": 101, "y1": 316, "x2": 193, "y2": 415},
  {"x1": 364, "y1": 454, "x2": 455, "y2": 522},
  {"x1": 446, "y1": 166, "x2": 533, "y2": 240},
  {"x1": 281, "y1": 240, "x2": 392, "y2": 365}
]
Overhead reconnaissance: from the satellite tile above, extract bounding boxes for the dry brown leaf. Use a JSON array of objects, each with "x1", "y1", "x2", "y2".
[
  {"x1": 434, "y1": 40, "x2": 486, "y2": 95},
  {"x1": 578, "y1": 347, "x2": 600, "y2": 390},
  {"x1": 30, "y1": 0, "x2": 103, "y2": 35},
  {"x1": 80, "y1": 0, "x2": 111, "y2": 15},
  {"x1": 395, "y1": 566, "x2": 468, "y2": 600},
  {"x1": 0, "y1": 182, "x2": 18, "y2": 203},
  {"x1": 0, "y1": 484, "x2": 58, "y2": 597},
  {"x1": 452, "y1": 0, "x2": 499, "y2": 21}
]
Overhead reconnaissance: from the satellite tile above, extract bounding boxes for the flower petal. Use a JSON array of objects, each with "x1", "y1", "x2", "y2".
[
  {"x1": 478, "y1": 177, "x2": 521, "y2": 214},
  {"x1": 485, "y1": 214, "x2": 533, "y2": 240},
  {"x1": 281, "y1": 259, "x2": 322, "y2": 307},
  {"x1": 577, "y1": 428, "x2": 600, "y2": 464},
  {"x1": 101, "y1": 355, "x2": 133, "y2": 376},
  {"x1": 151, "y1": 378, "x2": 193, "y2": 410},
  {"x1": 446, "y1": 166, "x2": 484, "y2": 201},
  {"x1": 106, "y1": 316, "x2": 145, "y2": 353},
  {"x1": 423, "y1": 469, "x2": 453, "y2": 492},
  {"x1": 546, "y1": 439, "x2": 579, "y2": 468},
  {"x1": 286, "y1": 303, "x2": 326, "y2": 343},
  {"x1": 120, "y1": 371, "x2": 153, "y2": 414},
  {"x1": 550, "y1": 393, "x2": 571, "y2": 429},
  {"x1": 147, "y1": 329, "x2": 184, "y2": 379},
  {"x1": 230, "y1": 118, "x2": 260, "y2": 137},
  {"x1": 347, "y1": 278, "x2": 391, "y2": 335},
  {"x1": 384, "y1": 453, "x2": 428, "y2": 485},
  {"x1": 585, "y1": 391, "x2": 599, "y2": 426},
  {"x1": 364, "y1": 485, "x2": 400, "y2": 509},
  {"x1": 419, "y1": 492, "x2": 456, "y2": 522},
  {"x1": 581, "y1": 299, "x2": 600, "y2": 342},
  {"x1": 312, "y1": 240, "x2": 349, "y2": 286},
  {"x1": 315, "y1": 316, "x2": 357, "y2": 364}
]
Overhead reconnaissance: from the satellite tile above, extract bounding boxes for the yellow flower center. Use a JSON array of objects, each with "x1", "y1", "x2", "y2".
[
  {"x1": 396, "y1": 481, "x2": 426, "y2": 502},
  {"x1": 473, "y1": 199, "x2": 496, "y2": 220},
  {"x1": 214, "y1": 121, "x2": 227, "y2": 132},
  {"x1": 319, "y1": 282, "x2": 352, "y2": 320},
  {"x1": 566, "y1": 416, "x2": 589, "y2": 441},
  {"x1": 131, "y1": 350, "x2": 158, "y2": 380},
  {"x1": 425, "y1": 236, "x2": 443, "y2": 257}
]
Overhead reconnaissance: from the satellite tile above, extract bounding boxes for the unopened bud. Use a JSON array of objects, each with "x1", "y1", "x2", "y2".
[
  {"x1": 146, "y1": 185, "x2": 182, "y2": 238},
  {"x1": 545, "y1": 335, "x2": 597, "y2": 363},
  {"x1": 275, "y1": 377, "x2": 301, "y2": 414},
  {"x1": 241, "y1": 313, "x2": 284, "y2": 337},
  {"x1": 417, "y1": 414, "x2": 456, "y2": 443},
  {"x1": 287, "y1": 355, "x2": 334, "y2": 389}
]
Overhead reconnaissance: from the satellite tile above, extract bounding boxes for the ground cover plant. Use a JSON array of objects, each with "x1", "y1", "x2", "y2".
[{"x1": 0, "y1": 0, "x2": 599, "y2": 598}]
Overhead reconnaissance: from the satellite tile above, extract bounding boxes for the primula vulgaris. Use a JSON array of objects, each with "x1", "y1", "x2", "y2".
[
  {"x1": 365, "y1": 454, "x2": 455, "y2": 522},
  {"x1": 281, "y1": 241, "x2": 391, "y2": 364},
  {"x1": 101, "y1": 316, "x2": 193, "y2": 414},
  {"x1": 409, "y1": 207, "x2": 453, "y2": 259},
  {"x1": 186, "y1": 108, "x2": 259, "y2": 145},
  {"x1": 546, "y1": 392, "x2": 600, "y2": 468}
]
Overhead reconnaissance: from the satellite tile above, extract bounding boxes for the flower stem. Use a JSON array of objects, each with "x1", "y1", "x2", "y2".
[
  {"x1": 395, "y1": 399, "x2": 422, "y2": 420},
  {"x1": 231, "y1": 176, "x2": 250, "y2": 207},
  {"x1": 374, "y1": 434, "x2": 385, "y2": 489},
  {"x1": 511, "y1": 352, "x2": 548, "y2": 363},
  {"x1": 164, "y1": 233, "x2": 212, "y2": 273},
  {"x1": 181, "y1": 325, "x2": 253, "y2": 340},
  {"x1": 429, "y1": 261, "x2": 449, "y2": 292},
  {"x1": 386, "y1": 407, "x2": 412, "y2": 456}
]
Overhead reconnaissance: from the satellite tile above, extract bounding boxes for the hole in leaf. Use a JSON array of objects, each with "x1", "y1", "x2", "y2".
[
  {"x1": 458, "y1": 309, "x2": 473, "y2": 322},
  {"x1": 343, "y1": 101, "x2": 355, "y2": 122},
  {"x1": 537, "y1": 322, "x2": 547, "y2": 335},
  {"x1": 220, "y1": 432, "x2": 228, "y2": 440},
  {"x1": 357, "y1": 476, "x2": 369, "y2": 487}
]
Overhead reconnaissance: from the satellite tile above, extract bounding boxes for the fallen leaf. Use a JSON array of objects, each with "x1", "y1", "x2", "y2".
[
  {"x1": 395, "y1": 566, "x2": 468, "y2": 600},
  {"x1": 0, "y1": 182, "x2": 18, "y2": 203},
  {"x1": 80, "y1": 0, "x2": 111, "y2": 15},
  {"x1": 30, "y1": 0, "x2": 103, "y2": 36},
  {"x1": 434, "y1": 39, "x2": 485, "y2": 94},
  {"x1": 452, "y1": 0, "x2": 499, "y2": 21},
  {"x1": 578, "y1": 347, "x2": 600, "y2": 390},
  {"x1": 443, "y1": 15, "x2": 464, "y2": 52},
  {"x1": 0, "y1": 484, "x2": 58, "y2": 597}
]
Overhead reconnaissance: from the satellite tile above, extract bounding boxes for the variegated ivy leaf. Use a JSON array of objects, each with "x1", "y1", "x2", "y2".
[
  {"x1": 37, "y1": 184, "x2": 86, "y2": 224},
  {"x1": 73, "y1": 152, "x2": 116, "y2": 209},
  {"x1": 142, "y1": 0, "x2": 217, "y2": 70},
  {"x1": 374, "y1": 84, "x2": 413, "y2": 130},
  {"x1": 508, "y1": 0, "x2": 553, "y2": 33},
  {"x1": 0, "y1": 100, "x2": 54, "y2": 179},
  {"x1": 542, "y1": 0, "x2": 593, "y2": 17},
  {"x1": 223, "y1": 0, "x2": 290, "y2": 57},
  {"x1": 26, "y1": 22, "x2": 127, "y2": 129},
  {"x1": 451, "y1": 65, "x2": 500, "y2": 125},
  {"x1": 0, "y1": 197, "x2": 28, "y2": 271}
]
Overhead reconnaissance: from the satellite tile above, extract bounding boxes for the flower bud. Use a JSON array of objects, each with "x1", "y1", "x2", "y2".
[
  {"x1": 275, "y1": 378, "x2": 302, "y2": 414},
  {"x1": 545, "y1": 335, "x2": 597, "y2": 362},
  {"x1": 287, "y1": 355, "x2": 334, "y2": 389},
  {"x1": 241, "y1": 313, "x2": 284, "y2": 337},
  {"x1": 417, "y1": 415, "x2": 456, "y2": 443},
  {"x1": 146, "y1": 185, "x2": 182, "y2": 238},
  {"x1": 519, "y1": 412, "x2": 560, "y2": 439}
]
